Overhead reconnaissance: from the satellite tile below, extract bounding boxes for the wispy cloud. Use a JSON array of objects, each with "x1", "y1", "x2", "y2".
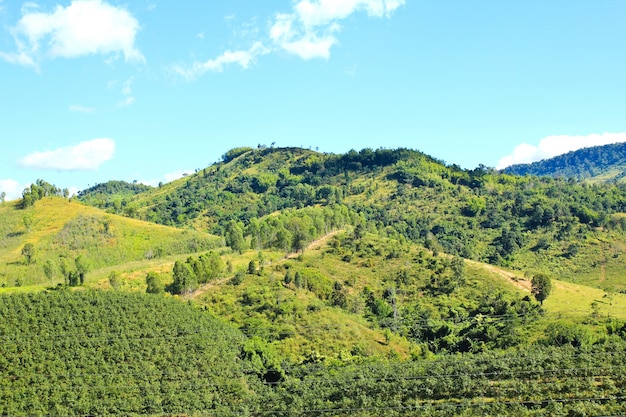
[
  {"x1": 0, "y1": 179, "x2": 24, "y2": 201},
  {"x1": 173, "y1": 42, "x2": 270, "y2": 80},
  {"x1": 69, "y1": 104, "x2": 95, "y2": 113},
  {"x1": 497, "y1": 132, "x2": 626, "y2": 169},
  {"x1": 116, "y1": 77, "x2": 135, "y2": 107},
  {"x1": 1, "y1": 0, "x2": 143, "y2": 68},
  {"x1": 175, "y1": 0, "x2": 404, "y2": 79},
  {"x1": 19, "y1": 138, "x2": 116, "y2": 171}
]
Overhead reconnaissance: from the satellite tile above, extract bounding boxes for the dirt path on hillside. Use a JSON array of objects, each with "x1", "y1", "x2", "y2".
[
  {"x1": 191, "y1": 230, "x2": 344, "y2": 299},
  {"x1": 466, "y1": 260, "x2": 532, "y2": 293},
  {"x1": 285, "y1": 229, "x2": 342, "y2": 259}
]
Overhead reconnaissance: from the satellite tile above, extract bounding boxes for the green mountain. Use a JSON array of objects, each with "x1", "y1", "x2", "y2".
[
  {"x1": 2, "y1": 146, "x2": 626, "y2": 415},
  {"x1": 502, "y1": 142, "x2": 626, "y2": 182},
  {"x1": 81, "y1": 146, "x2": 626, "y2": 292}
]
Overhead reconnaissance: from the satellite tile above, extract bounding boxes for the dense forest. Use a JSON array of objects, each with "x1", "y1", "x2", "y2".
[
  {"x1": 503, "y1": 142, "x2": 626, "y2": 182},
  {"x1": 2, "y1": 145, "x2": 626, "y2": 415}
]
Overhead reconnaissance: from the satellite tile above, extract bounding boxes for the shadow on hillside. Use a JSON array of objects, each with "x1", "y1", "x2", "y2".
[{"x1": 6, "y1": 231, "x2": 25, "y2": 238}]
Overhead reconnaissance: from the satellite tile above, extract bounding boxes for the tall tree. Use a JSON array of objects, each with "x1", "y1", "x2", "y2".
[
  {"x1": 225, "y1": 220, "x2": 246, "y2": 254},
  {"x1": 43, "y1": 259, "x2": 56, "y2": 281},
  {"x1": 75, "y1": 255, "x2": 90, "y2": 285},
  {"x1": 171, "y1": 260, "x2": 198, "y2": 295},
  {"x1": 531, "y1": 273, "x2": 552, "y2": 305}
]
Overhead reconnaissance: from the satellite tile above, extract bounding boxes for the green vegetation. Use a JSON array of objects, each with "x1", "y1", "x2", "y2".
[
  {"x1": 3, "y1": 145, "x2": 626, "y2": 415},
  {"x1": 76, "y1": 180, "x2": 152, "y2": 216},
  {"x1": 0, "y1": 290, "x2": 625, "y2": 416},
  {"x1": 503, "y1": 141, "x2": 626, "y2": 182},
  {"x1": 0, "y1": 197, "x2": 221, "y2": 288}
]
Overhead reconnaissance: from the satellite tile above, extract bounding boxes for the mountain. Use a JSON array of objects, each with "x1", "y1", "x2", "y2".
[
  {"x1": 79, "y1": 146, "x2": 626, "y2": 292},
  {"x1": 502, "y1": 142, "x2": 626, "y2": 182},
  {"x1": 2, "y1": 146, "x2": 626, "y2": 415}
]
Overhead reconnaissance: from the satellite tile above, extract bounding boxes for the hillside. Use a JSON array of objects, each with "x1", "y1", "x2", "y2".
[
  {"x1": 2, "y1": 146, "x2": 626, "y2": 415},
  {"x1": 80, "y1": 146, "x2": 626, "y2": 293},
  {"x1": 502, "y1": 142, "x2": 626, "y2": 182},
  {"x1": 0, "y1": 196, "x2": 221, "y2": 289}
]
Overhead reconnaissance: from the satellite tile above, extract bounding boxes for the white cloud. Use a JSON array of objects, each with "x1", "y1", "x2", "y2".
[
  {"x1": 294, "y1": 0, "x2": 403, "y2": 27},
  {"x1": 173, "y1": 41, "x2": 270, "y2": 80},
  {"x1": 69, "y1": 104, "x2": 95, "y2": 113},
  {"x1": 175, "y1": 0, "x2": 404, "y2": 79},
  {"x1": 1, "y1": 0, "x2": 143, "y2": 67},
  {"x1": 139, "y1": 170, "x2": 194, "y2": 187},
  {"x1": 270, "y1": 0, "x2": 404, "y2": 59},
  {"x1": 0, "y1": 179, "x2": 24, "y2": 201},
  {"x1": 497, "y1": 132, "x2": 626, "y2": 169},
  {"x1": 19, "y1": 138, "x2": 116, "y2": 171}
]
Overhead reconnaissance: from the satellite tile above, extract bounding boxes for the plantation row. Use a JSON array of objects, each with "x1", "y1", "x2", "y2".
[{"x1": 1, "y1": 291, "x2": 625, "y2": 416}]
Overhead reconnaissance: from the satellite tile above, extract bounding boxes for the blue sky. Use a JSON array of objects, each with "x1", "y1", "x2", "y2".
[{"x1": 1, "y1": 0, "x2": 626, "y2": 200}]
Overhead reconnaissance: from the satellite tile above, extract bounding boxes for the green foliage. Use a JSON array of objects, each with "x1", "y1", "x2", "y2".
[
  {"x1": 74, "y1": 254, "x2": 89, "y2": 285},
  {"x1": 503, "y1": 141, "x2": 626, "y2": 182},
  {"x1": 531, "y1": 273, "x2": 552, "y2": 305},
  {"x1": 21, "y1": 243, "x2": 34, "y2": 264},
  {"x1": 108, "y1": 271, "x2": 121, "y2": 290},
  {"x1": 0, "y1": 291, "x2": 254, "y2": 416},
  {"x1": 225, "y1": 220, "x2": 246, "y2": 253},
  {"x1": 222, "y1": 146, "x2": 253, "y2": 163},
  {"x1": 18, "y1": 179, "x2": 63, "y2": 209},
  {"x1": 169, "y1": 260, "x2": 198, "y2": 295},
  {"x1": 145, "y1": 271, "x2": 164, "y2": 294},
  {"x1": 76, "y1": 180, "x2": 152, "y2": 213}
]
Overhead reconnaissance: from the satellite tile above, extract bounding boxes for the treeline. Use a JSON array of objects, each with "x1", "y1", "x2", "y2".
[
  {"x1": 77, "y1": 146, "x2": 626, "y2": 275},
  {"x1": 503, "y1": 142, "x2": 626, "y2": 180},
  {"x1": 19, "y1": 179, "x2": 68, "y2": 208},
  {"x1": 0, "y1": 290, "x2": 625, "y2": 416},
  {"x1": 76, "y1": 180, "x2": 152, "y2": 213}
]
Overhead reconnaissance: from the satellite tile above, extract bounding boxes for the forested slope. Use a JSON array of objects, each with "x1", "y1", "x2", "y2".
[
  {"x1": 82, "y1": 146, "x2": 626, "y2": 292},
  {"x1": 502, "y1": 142, "x2": 626, "y2": 182}
]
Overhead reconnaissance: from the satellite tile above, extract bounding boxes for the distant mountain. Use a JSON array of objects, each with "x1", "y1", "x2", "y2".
[
  {"x1": 502, "y1": 142, "x2": 626, "y2": 182},
  {"x1": 77, "y1": 180, "x2": 152, "y2": 211}
]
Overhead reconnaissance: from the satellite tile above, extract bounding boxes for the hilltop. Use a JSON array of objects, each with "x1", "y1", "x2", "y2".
[
  {"x1": 80, "y1": 145, "x2": 626, "y2": 293},
  {"x1": 502, "y1": 142, "x2": 626, "y2": 182}
]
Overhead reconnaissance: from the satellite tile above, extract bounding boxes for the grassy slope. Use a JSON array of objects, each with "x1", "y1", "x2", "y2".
[{"x1": 0, "y1": 197, "x2": 221, "y2": 288}]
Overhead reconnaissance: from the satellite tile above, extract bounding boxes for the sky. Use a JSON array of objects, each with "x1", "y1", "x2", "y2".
[{"x1": 1, "y1": 0, "x2": 626, "y2": 200}]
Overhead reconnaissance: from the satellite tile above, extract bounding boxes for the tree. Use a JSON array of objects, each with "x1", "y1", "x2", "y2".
[
  {"x1": 43, "y1": 259, "x2": 56, "y2": 281},
  {"x1": 531, "y1": 273, "x2": 552, "y2": 305},
  {"x1": 0, "y1": 191, "x2": 5, "y2": 204},
  {"x1": 74, "y1": 255, "x2": 89, "y2": 285},
  {"x1": 225, "y1": 220, "x2": 246, "y2": 254},
  {"x1": 170, "y1": 260, "x2": 197, "y2": 295},
  {"x1": 21, "y1": 243, "x2": 35, "y2": 264},
  {"x1": 146, "y1": 271, "x2": 164, "y2": 294},
  {"x1": 59, "y1": 257, "x2": 71, "y2": 286},
  {"x1": 247, "y1": 259, "x2": 257, "y2": 275}
]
